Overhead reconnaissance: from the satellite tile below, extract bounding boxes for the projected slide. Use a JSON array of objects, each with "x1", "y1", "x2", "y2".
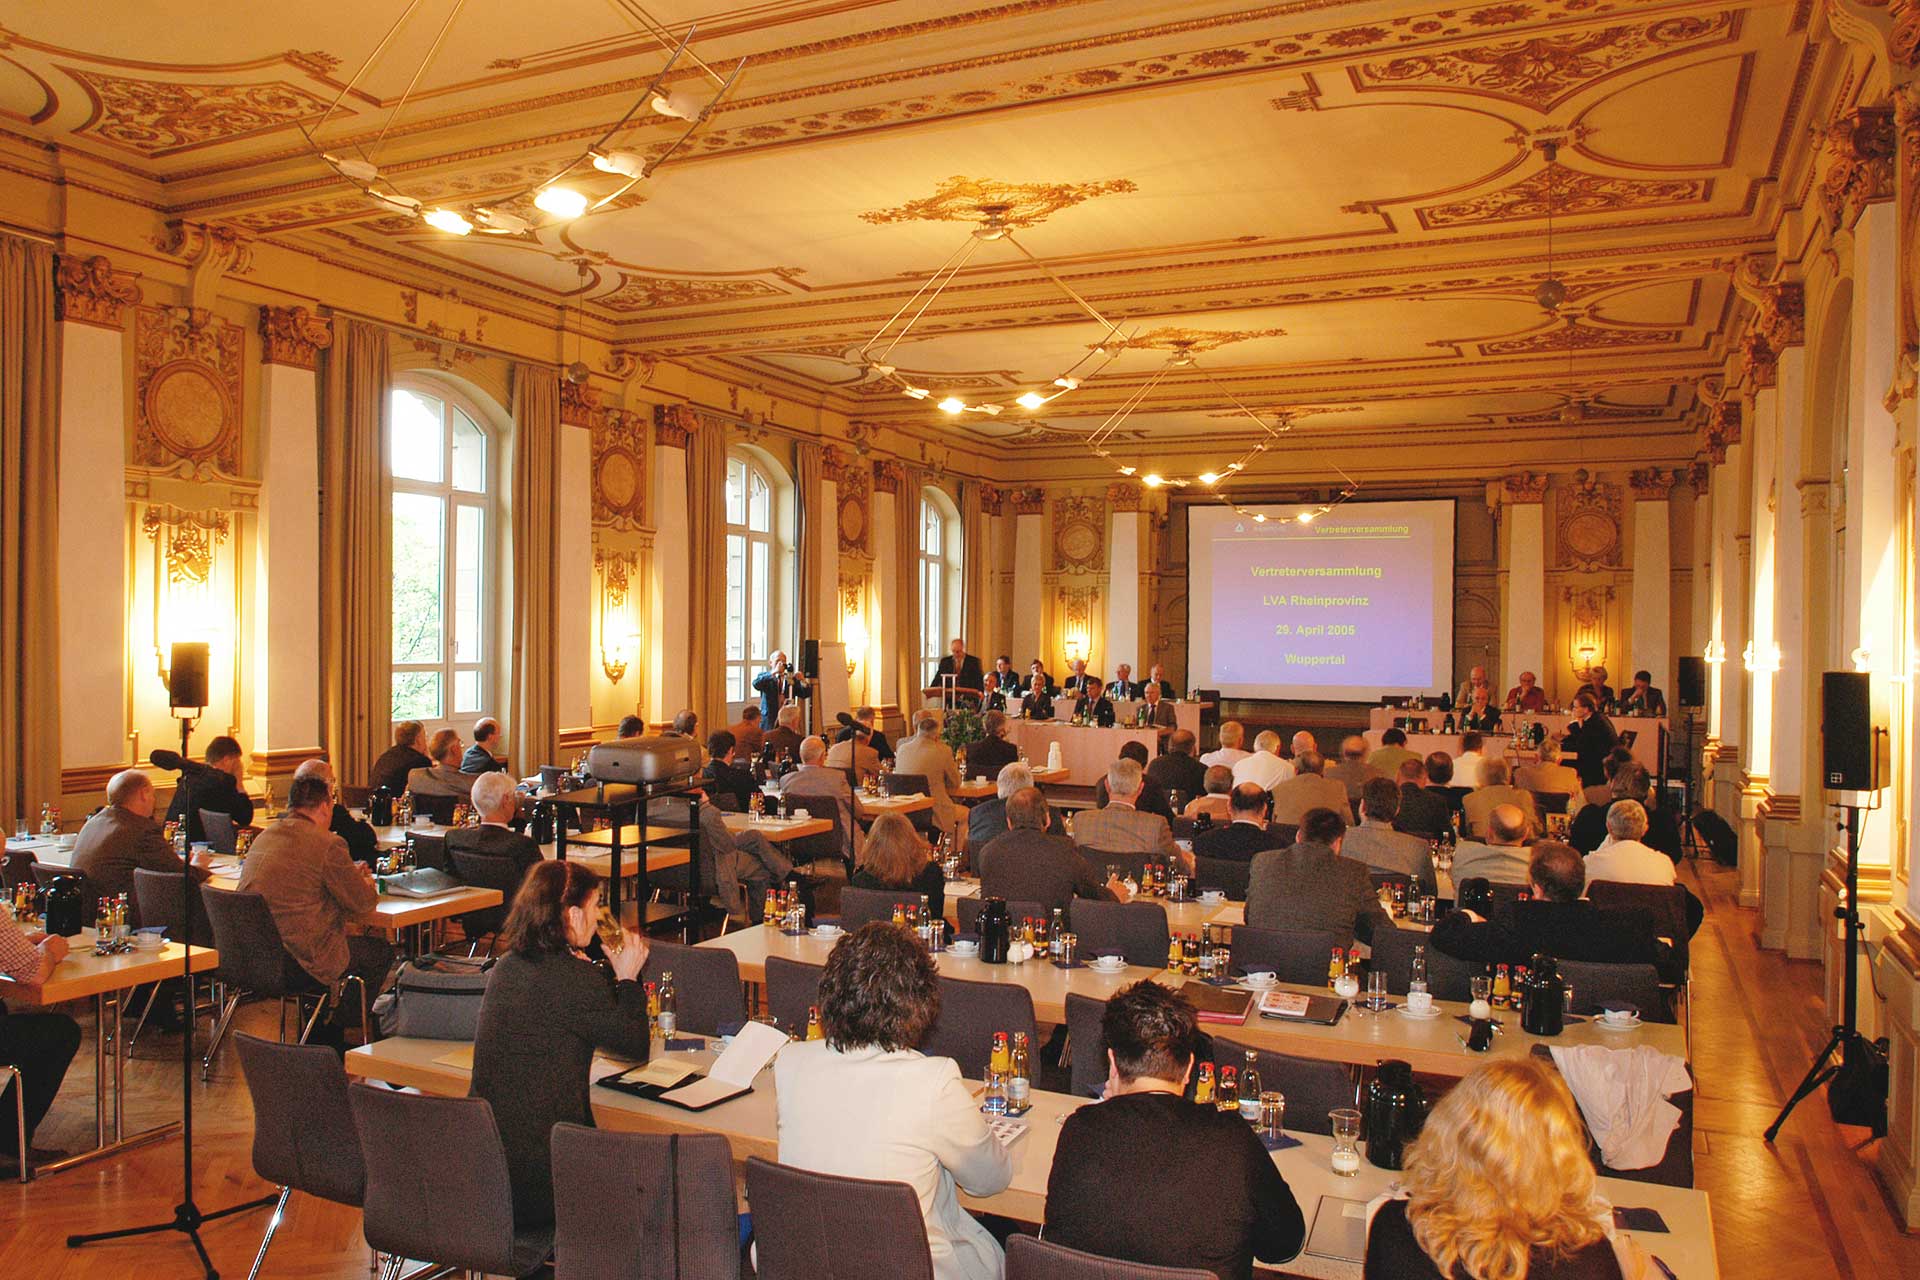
[{"x1": 1186, "y1": 499, "x2": 1456, "y2": 701}]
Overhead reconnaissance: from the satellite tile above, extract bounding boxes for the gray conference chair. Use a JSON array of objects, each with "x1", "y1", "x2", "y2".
[
  {"x1": 1006, "y1": 1234, "x2": 1214, "y2": 1280},
  {"x1": 922, "y1": 975, "x2": 1038, "y2": 1078},
  {"x1": 764, "y1": 955, "x2": 824, "y2": 1039},
  {"x1": 551, "y1": 1124, "x2": 741, "y2": 1280},
  {"x1": 234, "y1": 1034, "x2": 361, "y2": 1279},
  {"x1": 744, "y1": 1158, "x2": 933, "y2": 1280},
  {"x1": 1070, "y1": 899, "x2": 1171, "y2": 967},
  {"x1": 640, "y1": 939, "x2": 749, "y2": 1037}
]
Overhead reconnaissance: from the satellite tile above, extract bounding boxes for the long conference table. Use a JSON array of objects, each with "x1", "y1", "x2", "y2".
[
  {"x1": 346, "y1": 1035, "x2": 1717, "y2": 1279},
  {"x1": 1365, "y1": 708, "x2": 1666, "y2": 776}
]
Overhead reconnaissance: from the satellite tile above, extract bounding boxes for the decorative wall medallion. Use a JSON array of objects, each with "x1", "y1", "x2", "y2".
[
  {"x1": 1555, "y1": 469, "x2": 1622, "y2": 569},
  {"x1": 862, "y1": 175, "x2": 1137, "y2": 229},
  {"x1": 134, "y1": 306, "x2": 243, "y2": 478},
  {"x1": 258, "y1": 305, "x2": 332, "y2": 370},
  {"x1": 1093, "y1": 325, "x2": 1286, "y2": 354},
  {"x1": 142, "y1": 505, "x2": 230, "y2": 584},
  {"x1": 54, "y1": 254, "x2": 140, "y2": 328},
  {"x1": 592, "y1": 409, "x2": 649, "y2": 530},
  {"x1": 1053, "y1": 496, "x2": 1107, "y2": 572},
  {"x1": 1351, "y1": 14, "x2": 1737, "y2": 111},
  {"x1": 837, "y1": 459, "x2": 872, "y2": 555},
  {"x1": 1477, "y1": 321, "x2": 1682, "y2": 356},
  {"x1": 1419, "y1": 167, "x2": 1710, "y2": 229},
  {"x1": 64, "y1": 68, "x2": 337, "y2": 155},
  {"x1": 597, "y1": 274, "x2": 784, "y2": 311}
]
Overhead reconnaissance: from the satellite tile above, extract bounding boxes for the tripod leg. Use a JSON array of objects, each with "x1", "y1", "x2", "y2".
[{"x1": 1765, "y1": 1028, "x2": 1844, "y2": 1142}]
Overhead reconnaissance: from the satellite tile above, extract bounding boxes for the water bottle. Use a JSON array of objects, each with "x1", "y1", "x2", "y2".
[{"x1": 656, "y1": 971, "x2": 677, "y2": 1038}]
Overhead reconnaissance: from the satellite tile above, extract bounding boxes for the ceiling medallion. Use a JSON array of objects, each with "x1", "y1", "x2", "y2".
[
  {"x1": 860, "y1": 175, "x2": 1137, "y2": 229},
  {"x1": 1094, "y1": 326, "x2": 1287, "y2": 355}
]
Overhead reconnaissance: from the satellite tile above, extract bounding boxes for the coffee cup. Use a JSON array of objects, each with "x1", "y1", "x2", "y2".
[
  {"x1": 1242, "y1": 969, "x2": 1277, "y2": 986},
  {"x1": 1407, "y1": 990, "x2": 1434, "y2": 1015},
  {"x1": 1601, "y1": 1006, "x2": 1638, "y2": 1026}
]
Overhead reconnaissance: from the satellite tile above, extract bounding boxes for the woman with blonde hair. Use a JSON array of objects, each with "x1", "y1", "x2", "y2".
[
  {"x1": 1364, "y1": 1058, "x2": 1659, "y2": 1280},
  {"x1": 848, "y1": 811, "x2": 945, "y2": 920}
]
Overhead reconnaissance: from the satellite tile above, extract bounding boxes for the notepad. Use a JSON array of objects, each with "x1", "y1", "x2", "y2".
[
  {"x1": 657, "y1": 1019, "x2": 787, "y2": 1109},
  {"x1": 1305, "y1": 1195, "x2": 1369, "y2": 1263},
  {"x1": 628, "y1": 1060, "x2": 699, "y2": 1089}
]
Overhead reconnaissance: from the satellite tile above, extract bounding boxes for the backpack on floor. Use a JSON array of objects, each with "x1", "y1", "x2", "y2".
[{"x1": 1688, "y1": 808, "x2": 1737, "y2": 866}]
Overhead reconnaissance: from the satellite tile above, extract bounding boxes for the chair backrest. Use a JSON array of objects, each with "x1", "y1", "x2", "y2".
[
  {"x1": 1586, "y1": 879, "x2": 1701, "y2": 949},
  {"x1": 234, "y1": 1033, "x2": 365, "y2": 1205},
  {"x1": 641, "y1": 940, "x2": 748, "y2": 1037},
  {"x1": 764, "y1": 956, "x2": 824, "y2": 1038},
  {"x1": 956, "y1": 896, "x2": 1044, "y2": 936},
  {"x1": 551, "y1": 1124, "x2": 739, "y2": 1280},
  {"x1": 1228, "y1": 925, "x2": 1341, "y2": 986},
  {"x1": 743, "y1": 1157, "x2": 934, "y2": 1280},
  {"x1": 132, "y1": 866, "x2": 213, "y2": 944},
  {"x1": 1366, "y1": 926, "x2": 1477, "y2": 1001},
  {"x1": 1189, "y1": 855, "x2": 1249, "y2": 901},
  {"x1": 836, "y1": 886, "x2": 927, "y2": 931},
  {"x1": 1063, "y1": 992, "x2": 1110, "y2": 1099},
  {"x1": 1211, "y1": 1034, "x2": 1357, "y2": 1136},
  {"x1": 1269, "y1": 821, "x2": 1298, "y2": 848},
  {"x1": 1530, "y1": 790, "x2": 1572, "y2": 815},
  {"x1": 199, "y1": 885, "x2": 302, "y2": 995},
  {"x1": 1005, "y1": 1232, "x2": 1215, "y2": 1280},
  {"x1": 349, "y1": 1082, "x2": 541, "y2": 1275},
  {"x1": 922, "y1": 975, "x2": 1039, "y2": 1078},
  {"x1": 1071, "y1": 899, "x2": 1170, "y2": 967},
  {"x1": 1557, "y1": 959, "x2": 1670, "y2": 1022},
  {"x1": 411, "y1": 792, "x2": 461, "y2": 825},
  {"x1": 446, "y1": 848, "x2": 527, "y2": 939},
  {"x1": 1078, "y1": 849, "x2": 1151, "y2": 883},
  {"x1": 885, "y1": 772, "x2": 930, "y2": 797},
  {"x1": 198, "y1": 808, "x2": 239, "y2": 855},
  {"x1": 0, "y1": 847, "x2": 35, "y2": 893}
]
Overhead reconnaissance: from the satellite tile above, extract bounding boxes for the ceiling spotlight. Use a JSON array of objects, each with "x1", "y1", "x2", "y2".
[
  {"x1": 1016, "y1": 391, "x2": 1047, "y2": 410},
  {"x1": 977, "y1": 403, "x2": 1003, "y2": 415},
  {"x1": 422, "y1": 207, "x2": 473, "y2": 235},
  {"x1": 902, "y1": 386, "x2": 931, "y2": 400},
  {"x1": 1053, "y1": 376, "x2": 1080, "y2": 390},
  {"x1": 534, "y1": 186, "x2": 589, "y2": 219},
  {"x1": 1117, "y1": 466, "x2": 1137, "y2": 476},
  {"x1": 937, "y1": 396, "x2": 967, "y2": 414},
  {"x1": 1253, "y1": 513, "x2": 1268, "y2": 523},
  {"x1": 1198, "y1": 472, "x2": 1220, "y2": 486},
  {"x1": 325, "y1": 155, "x2": 380, "y2": 184},
  {"x1": 591, "y1": 149, "x2": 647, "y2": 178},
  {"x1": 650, "y1": 89, "x2": 704, "y2": 120},
  {"x1": 367, "y1": 190, "x2": 422, "y2": 214},
  {"x1": 1296, "y1": 511, "x2": 1316, "y2": 524},
  {"x1": 868, "y1": 362, "x2": 896, "y2": 376},
  {"x1": 1226, "y1": 462, "x2": 1245, "y2": 472},
  {"x1": 1142, "y1": 473, "x2": 1165, "y2": 488},
  {"x1": 472, "y1": 207, "x2": 531, "y2": 234}
]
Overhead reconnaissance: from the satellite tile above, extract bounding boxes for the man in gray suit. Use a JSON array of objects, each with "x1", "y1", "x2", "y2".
[
  {"x1": 1071, "y1": 757, "x2": 1185, "y2": 865},
  {"x1": 71, "y1": 770, "x2": 212, "y2": 926},
  {"x1": 1326, "y1": 735, "x2": 1383, "y2": 805},
  {"x1": 778, "y1": 736, "x2": 863, "y2": 866},
  {"x1": 1449, "y1": 803, "x2": 1534, "y2": 887},
  {"x1": 1460, "y1": 758, "x2": 1540, "y2": 839},
  {"x1": 977, "y1": 788, "x2": 1124, "y2": 914},
  {"x1": 1268, "y1": 751, "x2": 1351, "y2": 827},
  {"x1": 1337, "y1": 777, "x2": 1436, "y2": 895},
  {"x1": 1245, "y1": 808, "x2": 1393, "y2": 949}
]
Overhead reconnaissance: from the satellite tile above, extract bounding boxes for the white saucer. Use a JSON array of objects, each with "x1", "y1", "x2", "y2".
[
  {"x1": 809, "y1": 927, "x2": 844, "y2": 940},
  {"x1": 1240, "y1": 976, "x2": 1278, "y2": 991},
  {"x1": 1596, "y1": 1015, "x2": 1642, "y2": 1031},
  {"x1": 1397, "y1": 1005, "x2": 1443, "y2": 1020},
  {"x1": 947, "y1": 943, "x2": 979, "y2": 956},
  {"x1": 1089, "y1": 960, "x2": 1127, "y2": 973}
]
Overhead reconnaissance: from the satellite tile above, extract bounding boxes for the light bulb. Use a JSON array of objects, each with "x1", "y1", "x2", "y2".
[
  {"x1": 534, "y1": 186, "x2": 589, "y2": 219},
  {"x1": 902, "y1": 386, "x2": 930, "y2": 400},
  {"x1": 1226, "y1": 462, "x2": 1244, "y2": 472},
  {"x1": 473, "y1": 207, "x2": 530, "y2": 234},
  {"x1": 1054, "y1": 376, "x2": 1080, "y2": 390},
  {"x1": 591, "y1": 150, "x2": 646, "y2": 178},
  {"x1": 1253, "y1": 513, "x2": 1267, "y2": 523},
  {"x1": 650, "y1": 90, "x2": 703, "y2": 120},
  {"x1": 977, "y1": 403, "x2": 1003, "y2": 415},
  {"x1": 1198, "y1": 472, "x2": 1220, "y2": 485},
  {"x1": 326, "y1": 155, "x2": 379, "y2": 184},
  {"x1": 1117, "y1": 466, "x2": 1136, "y2": 476},
  {"x1": 937, "y1": 396, "x2": 966, "y2": 414},
  {"x1": 1016, "y1": 392, "x2": 1047, "y2": 410},
  {"x1": 1296, "y1": 511, "x2": 1316, "y2": 524},
  {"x1": 368, "y1": 190, "x2": 422, "y2": 214},
  {"x1": 422, "y1": 207, "x2": 472, "y2": 235},
  {"x1": 1142, "y1": 473, "x2": 1165, "y2": 488}
]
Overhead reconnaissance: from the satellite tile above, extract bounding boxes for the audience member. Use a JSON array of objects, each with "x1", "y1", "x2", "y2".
[
  {"x1": 1364, "y1": 1058, "x2": 1655, "y2": 1280},
  {"x1": 762, "y1": 703, "x2": 805, "y2": 761},
  {"x1": 1461, "y1": 758, "x2": 1540, "y2": 840},
  {"x1": 834, "y1": 705, "x2": 896, "y2": 762},
  {"x1": 824, "y1": 716, "x2": 882, "y2": 782},
  {"x1": 407, "y1": 728, "x2": 478, "y2": 800},
  {"x1": 1289, "y1": 731, "x2": 1317, "y2": 761},
  {"x1": 165, "y1": 734, "x2": 254, "y2": 844},
  {"x1": 1046, "y1": 980, "x2": 1305, "y2": 1280},
  {"x1": 728, "y1": 705, "x2": 766, "y2": 758},
  {"x1": 1269, "y1": 750, "x2": 1349, "y2": 827},
  {"x1": 1558, "y1": 693, "x2": 1618, "y2": 789},
  {"x1": 461, "y1": 717, "x2": 507, "y2": 774},
  {"x1": 1074, "y1": 758, "x2": 1182, "y2": 861},
  {"x1": 1571, "y1": 746, "x2": 1636, "y2": 816},
  {"x1": 1231, "y1": 730, "x2": 1294, "y2": 792},
  {"x1": 977, "y1": 787, "x2": 1122, "y2": 911},
  {"x1": 701, "y1": 730, "x2": 756, "y2": 811},
  {"x1": 1451, "y1": 732, "x2": 1488, "y2": 789},
  {"x1": 369, "y1": 720, "x2": 431, "y2": 795},
  {"x1": 444, "y1": 771, "x2": 542, "y2": 880},
  {"x1": 0, "y1": 912, "x2": 79, "y2": 1169},
  {"x1": 778, "y1": 736, "x2": 862, "y2": 867},
  {"x1": 1569, "y1": 763, "x2": 1680, "y2": 861},
  {"x1": 1327, "y1": 734, "x2": 1383, "y2": 802},
  {"x1": 1582, "y1": 801, "x2": 1677, "y2": 887},
  {"x1": 72, "y1": 769, "x2": 212, "y2": 924},
  {"x1": 850, "y1": 812, "x2": 946, "y2": 920},
  {"x1": 667, "y1": 709, "x2": 700, "y2": 739},
  {"x1": 1182, "y1": 766, "x2": 1236, "y2": 822},
  {"x1": 693, "y1": 785, "x2": 793, "y2": 922},
  {"x1": 1392, "y1": 758, "x2": 1450, "y2": 839},
  {"x1": 963, "y1": 710, "x2": 1019, "y2": 783},
  {"x1": 894, "y1": 713, "x2": 962, "y2": 841},
  {"x1": 615, "y1": 714, "x2": 646, "y2": 739},
  {"x1": 967, "y1": 762, "x2": 1065, "y2": 851},
  {"x1": 1367, "y1": 727, "x2": 1417, "y2": 777},
  {"x1": 294, "y1": 757, "x2": 378, "y2": 866},
  {"x1": 1503, "y1": 669, "x2": 1548, "y2": 713},
  {"x1": 471, "y1": 860, "x2": 650, "y2": 1228},
  {"x1": 1245, "y1": 808, "x2": 1391, "y2": 948},
  {"x1": 1202, "y1": 720, "x2": 1251, "y2": 770},
  {"x1": 1192, "y1": 783, "x2": 1287, "y2": 862},
  {"x1": 775, "y1": 923, "x2": 1012, "y2": 1280},
  {"x1": 1448, "y1": 803, "x2": 1535, "y2": 887},
  {"x1": 1095, "y1": 741, "x2": 1171, "y2": 817},
  {"x1": 1338, "y1": 778, "x2": 1436, "y2": 894}
]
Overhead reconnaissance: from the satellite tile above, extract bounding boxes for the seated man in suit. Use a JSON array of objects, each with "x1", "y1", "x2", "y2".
[
  {"x1": 825, "y1": 716, "x2": 883, "y2": 782},
  {"x1": 833, "y1": 706, "x2": 895, "y2": 763},
  {"x1": 1095, "y1": 741, "x2": 1171, "y2": 817},
  {"x1": 1621, "y1": 668, "x2": 1667, "y2": 718},
  {"x1": 73, "y1": 769, "x2": 213, "y2": 925},
  {"x1": 1028, "y1": 658, "x2": 1058, "y2": 695},
  {"x1": 1504, "y1": 669, "x2": 1548, "y2": 713},
  {"x1": 702, "y1": 730, "x2": 757, "y2": 812},
  {"x1": 987, "y1": 654, "x2": 1025, "y2": 702},
  {"x1": 1583, "y1": 800, "x2": 1677, "y2": 887},
  {"x1": 1245, "y1": 808, "x2": 1393, "y2": 948},
  {"x1": 894, "y1": 714, "x2": 962, "y2": 842},
  {"x1": 1192, "y1": 783, "x2": 1288, "y2": 862},
  {"x1": 615, "y1": 714, "x2": 646, "y2": 739},
  {"x1": 761, "y1": 702, "x2": 805, "y2": 764},
  {"x1": 1181, "y1": 766, "x2": 1236, "y2": 823},
  {"x1": 1134, "y1": 682, "x2": 1178, "y2": 738},
  {"x1": 728, "y1": 706, "x2": 766, "y2": 759},
  {"x1": 1326, "y1": 735, "x2": 1382, "y2": 804},
  {"x1": 1072, "y1": 676, "x2": 1118, "y2": 728},
  {"x1": 1335, "y1": 777, "x2": 1435, "y2": 895},
  {"x1": 1569, "y1": 745, "x2": 1636, "y2": 818},
  {"x1": 1201, "y1": 720, "x2": 1250, "y2": 771},
  {"x1": 407, "y1": 728, "x2": 479, "y2": 801},
  {"x1": 460, "y1": 717, "x2": 507, "y2": 774},
  {"x1": 1144, "y1": 663, "x2": 1178, "y2": 701},
  {"x1": 368, "y1": 720, "x2": 432, "y2": 796},
  {"x1": 1366, "y1": 727, "x2": 1418, "y2": 778},
  {"x1": 1145, "y1": 729, "x2": 1206, "y2": 809},
  {"x1": 1019, "y1": 672, "x2": 1057, "y2": 720},
  {"x1": 165, "y1": 735, "x2": 255, "y2": 845},
  {"x1": 963, "y1": 710, "x2": 1020, "y2": 785},
  {"x1": 1449, "y1": 803, "x2": 1535, "y2": 886},
  {"x1": 978, "y1": 787, "x2": 1126, "y2": 913},
  {"x1": 1390, "y1": 757, "x2": 1451, "y2": 839},
  {"x1": 1432, "y1": 840, "x2": 1676, "y2": 981},
  {"x1": 1269, "y1": 750, "x2": 1350, "y2": 828},
  {"x1": 1458, "y1": 687, "x2": 1502, "y2": 734},
  {"x1": 1421, "y1": 753, "x2": 1464, "y2": 823},
  {"x1": 1460, "y1": 758, "x2": 1540, "y2": 840},
  {"x1": 779, "y1": 736, "x2": 863, "y2": 866},
  {"x1": 444, "y1": 771, "x2": 542, "y2": 881},
  {"x1": 666, "y1": 709, "x2": 700, "y2": 739},
  {"x1": 1073, "y1": 757, "x2": 1186, "y2": 866},
  {"x1": 968, "y1": 762, "x2": 1067, "y2": 851},
  {"x1": 1568, "y1": 762, "x2": 1680, "y2": 860},
  {"x1": 1110, "y1": 662, "x2": 1139, "y2": 701},
  {"x1": 690, "y1": 788, "x2": 792, "y2": 925},
  {"x1": 1062, "y1": 658, "x2": 1093, "y2": 696},
  {"x1": 294, "y1": 758, "x2": 378, "y2": 867}
]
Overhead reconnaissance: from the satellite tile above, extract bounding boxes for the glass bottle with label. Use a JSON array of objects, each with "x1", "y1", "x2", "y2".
[
  {"x1": 1238, "y1": 1051, "x2": 1263, "y2": 1122},
  {"x1": 656, "y1": 972, "x2": 677, "y2": 1038}
]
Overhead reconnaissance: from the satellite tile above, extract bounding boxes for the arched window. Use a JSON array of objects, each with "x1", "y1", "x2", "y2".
[
  {"x1": 919, "y1": 486, "x2": 964, "y2": 689},
  {"x1": 389, "y1": 380, "x2": 499, "y2": 726},
  {"x1": 725, "y1": 450, "x2": 793, "y2": 702}
]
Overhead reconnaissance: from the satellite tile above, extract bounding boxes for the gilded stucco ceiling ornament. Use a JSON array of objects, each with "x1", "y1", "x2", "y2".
[
  {"x1": 1477, "y1": 320, "x2": 1681, "y2": 356},
  {"x1": 133, "y1": 306, "x2": 244, "y2": 479},
  {"x1": 1419, "y1": 166, "x2": 1710, "y2": 229},
  {"x1": 1094, "y1": 326, "x2": 1287, "y2": 355},
  {"x1": 65, "y1": 67, "x2": 337, "y2": 155},
  {"x1": 1555, "y1": 469, "x2": 1622, "y2": 569},
  {"x1": 592, "y1": 409, "x2": 649, "y2": 530},
  {"x1": 597, "y1": 274, "x2": 783, "y2": 312},
  {"x1": 860, "y1": 176, "x2": 1137, "y2": 229}
]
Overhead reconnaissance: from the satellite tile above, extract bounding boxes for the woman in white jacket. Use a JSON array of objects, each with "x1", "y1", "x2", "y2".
[{"x1": 774, "y1": 922, "x2": 1012, "y2": 1280}]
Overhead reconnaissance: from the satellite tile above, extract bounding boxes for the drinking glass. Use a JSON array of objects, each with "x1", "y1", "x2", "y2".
[
  {"x1": 982, "y1": 1069, "x2": 1009, "y2": 1116},
  {"x1": 597, "y1": 904, "x2": 625, "y2": 951},
  {"x1": 1060, "y1": 933, "x2": 1077, "y2": 966},
  {"x1": 1329, "y1": 1108, "x2": 1362, "y2": 1175},
  {"x1": 1470, "y1": 975, "x2": 1492, "y2": 1005},
  {"x1": 1259, "y1": 1091, "x2": 1286, "y2": 1142},
  {"x1": 1366, "y1": 970, "x2": 1388, "y2": 1011},
  {"x1": 10, "y1": 817, "x2": 24, "y2": 841},
  {"x1": 1562, "y1": 981, "x2": 1576, "y2": 1016}
]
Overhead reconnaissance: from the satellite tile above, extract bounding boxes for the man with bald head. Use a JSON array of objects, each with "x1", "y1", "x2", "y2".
[
  {"x1": 1326, "y1": 734, "x2": 1383, "y2": 803},
  {"x1": 295, "y1": 758, "x2": 379, "y2": 866},
  {"x1": 1504, "y1": 669, "x2": 1547, "y2": 713},
  {"x1": 1449, "y1": 803, "x2": 1534, "y2": 886},
  {"x1": 71, "y1": 769, "x2": 213, "y2": 925},
  {"x1": 1453, "y1": 664, "x2": 1490, "y2": 711},
  {"x1": 461, "y1": 718, "x2": 507, "y2": 774},
  {"x1": 779, "y1": 734, "x2": 862, "y2": 865}
]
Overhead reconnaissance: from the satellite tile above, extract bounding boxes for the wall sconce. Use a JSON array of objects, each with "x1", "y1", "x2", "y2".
[
  {"x1": 596, "y1": 548, "x2": 640, "y2": 684},
  {"x1": 144, "y1": 505, "x2": 230, "y2": 694},
  {"x1": 842, "y1": 612, "x2": 868, "y2": 677},
  {"x1": 1741, "y1": 641, "x2": 1782, "y2": 674},
  {"x1": 1064, "y1": 634, "x2": 1086, "y2": 666},
  {"x1": 1703, "y1": 639, "x2": 1726, "y2": 665},
  {"x1": 1850, "y1": 638, "x2": 1873, "y2": 673}
]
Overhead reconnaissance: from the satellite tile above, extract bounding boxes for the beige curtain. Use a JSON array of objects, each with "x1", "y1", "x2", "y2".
[
  {"x1": 893, "y1": 467, "x2": 924, "y2": 713},
  {"x1": 0, "y1": 236, "x2": 59, "y2": 827},
  {"x1": 321, "y1": 318, "x2": 393, "y2": 788},
  {"x1": 509, "y1": 365, "x2": 560, "y2": 770},
  {"x1": 686, "y1": 416, "x2": 729, "y2": 732},
  {"x1": 796, "y1": 440, "x2": 825, "y2": 651},
  {"x1": 959, "y1": 479, "x2": 992, "y2": 652}
]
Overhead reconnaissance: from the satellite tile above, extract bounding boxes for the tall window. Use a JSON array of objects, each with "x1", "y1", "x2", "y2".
[
  {"x1": 919, "y1": 487, "x2": 963, "y2": 689},
  {"x1": 390, "y1": 383, "x2": 495, "y2": 724},
  {"x1": 725, "y1": 452, "x2": 778, "y2": 703}
]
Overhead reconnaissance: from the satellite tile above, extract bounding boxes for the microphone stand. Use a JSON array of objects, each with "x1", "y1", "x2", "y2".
[{"x1": 67, "y1": 863, "x2": 276, "y2": 1277}]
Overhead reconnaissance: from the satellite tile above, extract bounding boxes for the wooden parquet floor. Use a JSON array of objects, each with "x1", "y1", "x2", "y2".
[{"x1": 2, "y1": 862, "x2": 1917, "y2": 1277}]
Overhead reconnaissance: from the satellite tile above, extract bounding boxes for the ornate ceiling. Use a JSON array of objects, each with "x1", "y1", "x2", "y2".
[{"x1": 0, "y1": 0, "x2": 1832, "y2": 471}]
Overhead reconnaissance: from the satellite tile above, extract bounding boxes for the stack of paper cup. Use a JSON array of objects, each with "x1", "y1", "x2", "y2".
[{"x1": 1047, "y1": 741, "x2": 1064, "y2": 772}]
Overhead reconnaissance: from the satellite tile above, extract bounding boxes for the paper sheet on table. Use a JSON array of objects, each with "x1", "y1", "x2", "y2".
[
  {"x1": 659, "y1": 1019, "x2": 786, "y2": 1107},
  {"x1": 628, "y1": 1059, "x2": 699, "y2": 1088}
]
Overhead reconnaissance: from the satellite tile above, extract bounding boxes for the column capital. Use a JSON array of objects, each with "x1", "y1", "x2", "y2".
[
  {"x1": 1820, "y1": 104, "x2": 1895, "y2": 230},
  {"x1": 653, "y1": 402, "x2": 702, "y2": 448},
  {"x1": 258, "y1": 304, "x2": 332, "y2": 370},
  {"x1": 1011, "y1": 486, "x2": 1046, "y2": 516},
  {"x1": 872, "y1": 458, "x2": 905, "y2": 495},
  {"x1": 55, "y1": 254, "x2": 141, "y2": 329},
  {"x1": 1628, "y1": 467, "x2": 1674, "y2": 500},
  {"x1": 560, "y1": 379, "x2": 604, "y2": 429},
  {"x1": 979, "y1": 484, "x2": 1005, "y2": 516},
  {"x1": 1502, "y1": 471, "x2": 1547, "y2": 503},
  {"x1": 1107, "y1": 482, "x2": 1143, "y2": 512},
  {"x1": 1687, "y1": 460, "x2": 1711, "y2": 495}
]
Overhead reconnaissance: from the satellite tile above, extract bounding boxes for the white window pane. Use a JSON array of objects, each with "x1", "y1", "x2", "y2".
[
  {"x1": 454, "y1": 505, "x2": 483, "y2": 663},
  {"x1": 453, "y1": 669, "x2": 481, "y2": 714},
  {"x1": 452, "y1": 410, "x2": 486, "y2": 493},
  {"x1": 726, "y1": 460, "x2": 747, "y2": 526},
  {"x1": 726, "y1": 535, "x2": 746, "y2": 660},
  {"x1": 392, "y1": 493, "x2": 444, "y2": 663},
  {"x1": 390, "y1": 390, "x2": 444, "y2": 483},
  {"x1": 728, "y1": 668, "x2": 746, "y2": 704},
  {"x1": 392, "y1": 671, "x2": 441, "y2": 721},
  {"x1": 750, "y1": 472, "x2": 771, "y2": 532},
  {"x1": 751, "y1": 540, "x2": 770, "y2": 659}
]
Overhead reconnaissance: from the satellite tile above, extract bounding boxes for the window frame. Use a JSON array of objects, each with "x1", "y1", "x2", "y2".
[
  {"x1": 724, "y1": 449, "x2": 794, "y2": 705},
  {"x1": 918, "y1": 486, "x2": 964, "y2": 690}
]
